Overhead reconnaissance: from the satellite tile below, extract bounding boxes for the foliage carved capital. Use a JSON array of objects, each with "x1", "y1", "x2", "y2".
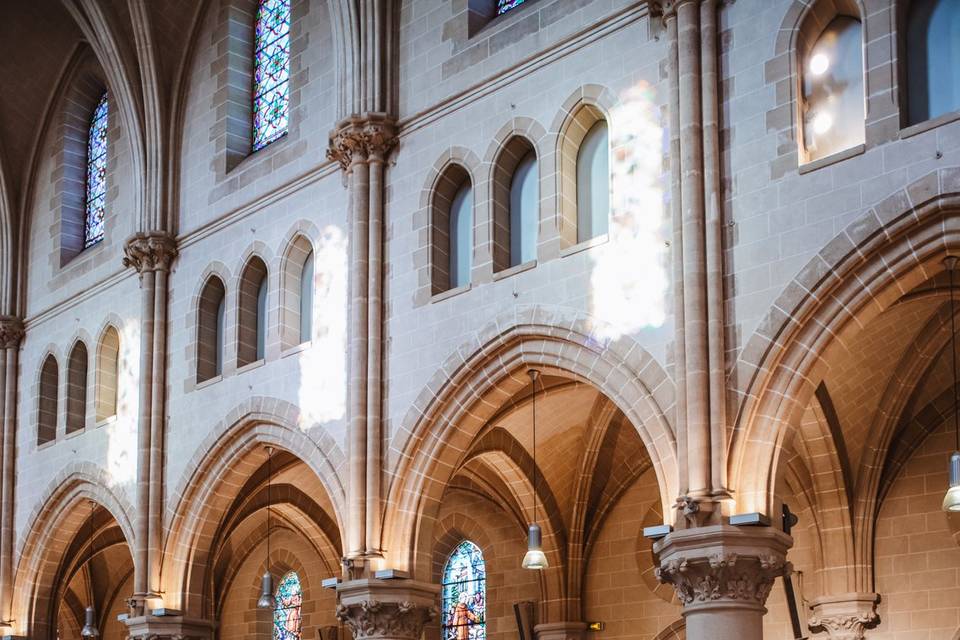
[
  {"x1": 336, "y1": 599, "x2": 437, "y2": 640},
  {"x1": 0, "y1": 316, "x2": 24, "y2": 349},
  {"x1": 653, "y1": 524, "x2": 793, "y2": 611},
  {"x1": 327, "y1": 114, "x2": 398, "y2": 172},
  {"x1": 123, "y1": 232, "x2": 178, "y2": 274},
  {"x1": 808, "y1": 593, "x2": 880, "y2": 639}
]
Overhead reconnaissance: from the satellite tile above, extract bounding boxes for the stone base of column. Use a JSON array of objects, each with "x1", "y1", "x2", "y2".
[
  {"x1": 535, "y1": 622, "x2": 587, "y2": 640},
  {"x1": 336, "y1": 578, "x2": 439, "y2": 640},
  {"x1": 124, "y1": 614, "x2": 215, "y2": 640},
  {"x1": 653, "y1": 524, "x2": 793, "y2": 640},
  {"x1": 809, "y1": 592, "x2": 879, "y2": 639}
]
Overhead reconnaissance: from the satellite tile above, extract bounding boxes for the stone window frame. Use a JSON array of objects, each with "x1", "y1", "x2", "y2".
[
  {"x1": 95, "y1": 324, "x2": 121, "y2": 424},
  {"x1": 414, "y1": 147, "x2": 483, "y2": 304},
  {"x1": 209, "y1": 0, "x2": 311, "y2": 177},
  {"x1": 550, "y1": 85, "x2": 617, "y2": 251},
  {"x1": 894, "y1": 0, "x2": 960, "y2": 135},
  {"x1": 766, "y1": 0, "x2": 899, "y2": 176},
  {"x1": 65, "y1": 338, "x2": 89, "y2": 435},
  {"x1": 236, "y1": 252, "x2": 271, "y2": 369},
  {"x1": 36, "y1": 352, "x2": 60, "y2": 447},
  {"x1": 483, "y1": 117, "x2": 548, "y2": 277},
  {"x1": 194, "y1": 270, "x2": 229, "y2": 386},
  {"x1": 278, "y1": 222, "x2": 320, "y2": 352},
  {"x1": 49, "y1": 50, "x2": 122, "y2": 270}
]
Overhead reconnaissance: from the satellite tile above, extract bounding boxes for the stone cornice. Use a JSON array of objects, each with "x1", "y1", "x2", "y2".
[
  {"x1": 0, "y1": 316, "x2": 24, "y2": 349},
  {"x1": 122, "y1": 232, "x2": 179, "y2": 274},
  {"x1": 327, "y1": 113, "x2": 398, "y2": 172}
]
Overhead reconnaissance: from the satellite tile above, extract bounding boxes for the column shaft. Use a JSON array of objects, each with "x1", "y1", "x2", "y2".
[
  {"x1": 0, "y1": 323, "x2": 20, "y2": 624},
  {"x1": 134, "y1": 269, "x2": 156, "y2": 596},
  {"x1": 366, "y1": 152, "x2": 385, "y2": 555}
]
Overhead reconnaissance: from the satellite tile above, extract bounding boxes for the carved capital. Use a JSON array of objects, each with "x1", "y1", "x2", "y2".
[
  {"x1": 123, "y1": 232, "x2": 178, "y2": 274},
  {"x1": 327, "y1": 114, "x2": 398, "y2": 172},
  {"x1": 335, "y1": 578, "x2": 439, "y2": 640},
  {"x1": 123, "y1": 615, "x2": 214, "y2": 640},
  {"x1": 809, "y1": 593, "x2": 880, "y2": 640},
  {"x1": 653, "y1": 524, "x2": 792, "y2": 612},
  {"x1": 0, "y1": 316, "x2": 24, "y2": 349}
]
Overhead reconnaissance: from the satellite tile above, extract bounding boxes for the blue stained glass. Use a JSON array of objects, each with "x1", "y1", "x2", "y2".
[
  {"x1": 441, "y1": 541, "x2": 486, "y2": 640},
  {"x1": 497, "y1": 0, "x2": 525, "y2": 15},
  {"x1": 253, "y1": 0, "x2": 291, "y2": 151},
  {"x1": 84, "y1": 93, "x2": 108, "y2": 248},
  {"x1": 273, "y1": 571, "x2": 302, "y2": 640}
]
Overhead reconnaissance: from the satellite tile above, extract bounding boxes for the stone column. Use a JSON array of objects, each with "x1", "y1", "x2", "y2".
[
  {"x1": 328, "y1": 114, "x2": 397, "y2": 559},
  {"x1": 808, "y1": 593, "x2": 879, "y2": 640},
  {"x1": 125, "y1": 614, "x2": 214, "y2": 640},
  {"x1": 122, "y1": 232, "x2": 178, "y2": 609},
  {"x1": 654, "y1": 525, "x2": 792, "y2": 640},
  {"x1": 0, "y1": 316, "x2": 23, "y2": 625},
  {"x1": 335, "y1": 578, "x2": 438, "y2": 640}
]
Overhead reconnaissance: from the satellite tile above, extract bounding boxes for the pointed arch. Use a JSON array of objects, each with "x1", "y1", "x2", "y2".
[
  {"x1": 383, "y1": 305, "x2": 678, "y2": 579},
  {"x1": 95, "y1": 325, "x2": 120, "y2": 422},
  {"x1": 65, "y1": 340, "x2": 89, "y2": 434}
]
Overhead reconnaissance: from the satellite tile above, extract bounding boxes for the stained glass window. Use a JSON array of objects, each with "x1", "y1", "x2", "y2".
[
  {"x1": 84, "y1": 92, "x2": 108, "y2": 248},
  {"x1": 253, "y1": 0, "x2": 291, "y2": 152},
  {"x1": 273, "y1": 571, "x2": 302, "y2": 640},
  {"x1": 441, "y1": 541, "x2": 486, "y2": 640},
  {"x1": 497, "y1": 0, "x2": 525, "y2": 15}
]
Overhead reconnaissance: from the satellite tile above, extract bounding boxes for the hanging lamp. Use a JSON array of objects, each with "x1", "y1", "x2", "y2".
[
  {"x1": 522, "y1": 369, "x2": 548, "y2": 569},
  {"x1": 257, "y1": 446, "x2": 276, "y2": 608},
  {"x1": 80, "y1": 500, "x2": 100, "y2": 638},
  {"x1": 943, "y1": 257, "x2": 960, "y2": 512}
]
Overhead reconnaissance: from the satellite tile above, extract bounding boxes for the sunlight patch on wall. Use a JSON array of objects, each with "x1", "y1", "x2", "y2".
[
  {"x1": 106, "y1": 320, "x2": 140, "y2": 486},
  {"x1": 589, "y1": 82, "x2": 668, "y2": 340},
  {"x1": 298, "y1": 225, "x2": 347, "y2": 427}
]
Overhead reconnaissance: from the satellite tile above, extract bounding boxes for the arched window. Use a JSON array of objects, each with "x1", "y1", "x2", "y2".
[
  {"x1": 66, "y1": 342, "x2": 88, "y2": 434},
  {"x1": 441, "y1": 541, "x2": 486, "y2": 640},
  {"x1": 492, "y1": 137, "x2": 538, "y2": 273},
  {"x1": 253, "y1": 0, "x2": 291, "y2": 152},
  {"x1": 576, "y1": 120, "x2": 609, "y2": 243},
  {"x1": 198, "y1": 277, "x2": 226, "y2": 383},
  {"x1": 431, "y1": 165, "x2": 474, "y2": 294},
  {"x1": 273, "y1": 571, "x2": 302, "y2": 640},
  {"x1": 84, "y1": 92, "x2": 108, "y2": 248},
  {"x1": 238, "y1": 257, "x2": 269, "y2": 366},
  {"x1": 299, "y1": 250, "x2": 314, "y2": 344},
  {"x1": 905, "y1": 0, "x2": 960, "y2": 126},
  {"x1": 800, "y1": 16, "x2": 864, "y2": 162},
  {"x1": 95, "y1": 326, "x2": 120, "y2": 422},
  {"x1": 38, "y1": 355, "x2": 59, "y2": 446}
]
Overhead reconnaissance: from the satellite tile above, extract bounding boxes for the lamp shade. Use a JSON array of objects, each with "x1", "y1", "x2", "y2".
[
  {"x1": 257, "y1": 571, "x2": 275, "y2": 609},
  {"x1": 80, "y1": 605, "x2": 99, "y2": 638},
  {"x1": 522, "y1": 523, "x2": 548, "y2": 569},
  {"x1": 944, "y1": 451, "x2": 960, "y2": 512}
]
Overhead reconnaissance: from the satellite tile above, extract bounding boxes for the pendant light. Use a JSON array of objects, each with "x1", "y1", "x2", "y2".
[
  {"x1": 80, "y1": 500, "x2": 100, "y2": 638},
  {"x1": 522, "y1": 369, "x2": 548, "y2": 570},
  {"x1": 943, "y1": 257, "x2": 960, "y2": 512},
  {"x1": 257, "y1": 446, "x2": 276, "y2": 608}
]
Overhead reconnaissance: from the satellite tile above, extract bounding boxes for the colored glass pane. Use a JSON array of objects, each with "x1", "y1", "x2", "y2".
[
  {"x1": 497, "y1": 0, "x2": 525, "y2": 15},
  {"x1": 84, "y1": 92, "x2": 108, "y2": 248},
  {"x1": 273, "y1": 571, "x2": 302, "y2": 640},
  {"x1": 253, "y1": 0, "x2": 291, "y2": 151},
  {"x1": 441, "y1": 541, "x2": 486, "y2": 640}
]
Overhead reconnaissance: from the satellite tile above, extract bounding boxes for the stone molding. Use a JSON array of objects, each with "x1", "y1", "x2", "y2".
[
  {"x1": 124, "y1": 614, "x2": 215, "y2": 640},
  {"x1": 335, "y1": 578, "x2": 439, "y2": 640},
  {"x1": 122, "y1": 232, "x2": 179, "y2": 274},
  {"x1": 0, "y1": 316, "x2": 24, "y2": 349},
  {"x1": 653, "y1": 524, "x2": 793, "y2": 612},
  {"x1": 327, "y1": 113, "x2": 398, "y2": 171},
  {"x1": 808, "y1": 592, "x2": 880, "y2": 640}
]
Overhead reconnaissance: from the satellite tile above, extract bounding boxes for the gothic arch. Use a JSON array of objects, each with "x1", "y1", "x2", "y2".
[
  {"x1": 11, "y1": 466, "x2": 134, "y2": 639},
  {"x1": 730, "y1": 168, "x2": 960, "y2": 516},
  {"x1": 161, "y1": 397, "x2": 346, "y2": 616},
  {"x1": 382, "y1": 305, "x2": 678, "y2": 579}
]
